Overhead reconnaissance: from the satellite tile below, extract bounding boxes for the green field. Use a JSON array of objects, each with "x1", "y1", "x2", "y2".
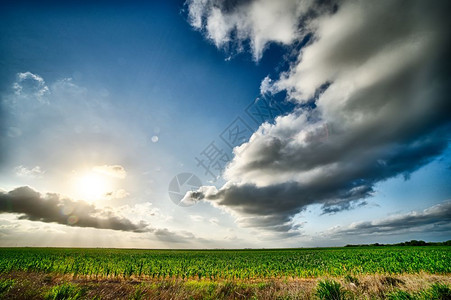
[
  {"x1": 1, "y1": 246, "x2": 449, "y2": 279},
  {"x1": 0, "y1": 247, "x2": 450, "y2": 299}
]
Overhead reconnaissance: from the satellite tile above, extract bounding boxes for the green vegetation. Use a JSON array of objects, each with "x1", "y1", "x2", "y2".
[
  {"x1": 44, "y1": 283, "x2": 85, "y2": 300},
  {"x1": 422, "y1": 283, "x2": 451, "y2": 299},
  {"x1": 0, "y1": 246, "x2": 449, "y2": 280},
  {"x1": 387, "y1": 283, "x2": 451, "y2": 300},
  {"x1": 0, "y1": 247, "x2": 449, "y2": 299},
  {"x1": 0, "y1": 273, "x2": 449, "y2": 299},
  {"x1": 0, "y1": 279, "x2": 15, "y2": 296},
  {"x1": 130, "y1": 284, "x2": 147, "y2": 300},
  {"x1": 315, "y1": 279, "x2": 347, "y2": 300},
  {"x1": 387, "y1": 289, "x2": 415, "y2": 300}
]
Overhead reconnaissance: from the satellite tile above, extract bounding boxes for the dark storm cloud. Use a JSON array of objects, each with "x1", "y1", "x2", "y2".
[
  {"x1": 327, "y1": 201, "x2": 451, "y2": 236},
  {"x1": 192, "y1": 127, "x2": 448, "y2": 232},
  {"x1": 187, "y1": 0, "x2": 451, "y2": 233},
  {"x1": 194, "y1": 179, "x2": 373, "y2": 232},
  {"x1": 0, "y1": 186, "x2": 150, "y2": 232},
  {"x1": 191, "y1": 124, "x2": 449, "y2": 233},
  {"x1": 210, "y1": 181, "x2": 372, "y2": 217},
  {"x1": 216, "y1": 124, "x2": 448, "y2": 212}
]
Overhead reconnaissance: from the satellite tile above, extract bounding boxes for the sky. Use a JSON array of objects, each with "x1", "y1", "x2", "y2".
[{"x1": 0, "y1": 0, "x2": 450, "y2": 248}]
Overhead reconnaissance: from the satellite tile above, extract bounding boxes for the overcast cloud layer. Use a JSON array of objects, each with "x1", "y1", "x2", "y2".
[{"x1": 186, "y1": 0, "x2": 451, "y2": 232}]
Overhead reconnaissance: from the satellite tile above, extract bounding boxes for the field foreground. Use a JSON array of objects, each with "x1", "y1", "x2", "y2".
[{"x1": 0, "y1": 247, "x2": 450, "y2": 299}]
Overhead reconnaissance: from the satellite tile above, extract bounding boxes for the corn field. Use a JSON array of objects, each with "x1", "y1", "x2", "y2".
[{"x1": 0, "y1": 247, "x2": 449, "y2": 280}]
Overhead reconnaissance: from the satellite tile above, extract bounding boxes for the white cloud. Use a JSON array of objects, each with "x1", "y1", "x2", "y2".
[
  {"x1": 14, "y1": 165, "x2": 45, "y2": 178},
  {"x1": 186, "y1": 0, "x2": 318, "y2": 60},
  {"x1": 12, "y1": 72, "x2": 49, "y2": 103},
  {"x1": 259, "y1": 76, "x2": 276, "y2": 95},
  {"x1": 270, "y1": 0, "x2": 446, "y2": 102},
  {"x1": 115, "y1": 202, "x2": 161, "y2": 222},
  {"x1": 92, "y1": 165, "x2": 127, "y2": 179},
  {"x1": 190, "y1": 215, "x2": 204, "y2": 222},
  {"x1": 186, "y1": 0, "x2": 451, "y2": 233}
]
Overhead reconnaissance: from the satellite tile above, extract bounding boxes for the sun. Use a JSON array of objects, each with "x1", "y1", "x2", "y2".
[{"x1": 74, "y1": 172, "x2": 111, "y2": 201}]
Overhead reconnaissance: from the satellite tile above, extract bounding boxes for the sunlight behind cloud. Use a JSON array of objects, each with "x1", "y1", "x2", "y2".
[{"x1": 72, "y1": 171, "x2": 113, "y2": 202}]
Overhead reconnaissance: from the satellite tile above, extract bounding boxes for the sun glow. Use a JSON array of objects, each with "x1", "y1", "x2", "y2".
[{"x1": 74, "y1": 172, "x2": 112, "y2": 201}]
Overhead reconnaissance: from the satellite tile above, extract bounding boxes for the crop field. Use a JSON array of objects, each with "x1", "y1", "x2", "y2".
[
  {"x1": 1, "y1": 247, "x2": 450, "y2": 280},
  {"x1": 0, "y1": 246, "x2": 450, "y2": 299}
]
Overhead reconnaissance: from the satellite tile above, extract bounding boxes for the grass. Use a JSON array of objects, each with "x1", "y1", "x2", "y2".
[
  {"x1": 130, "y1": 285, "x2": 146, "y2": 300},
  {"x1": 44, "y1": 282, "x2": 85, "y2": 300},
  {"x1": 422, "y1": 283, "x2": 451, "y2": 299},
  {"x1": 387, "y1": 282, "x2": 451, "y2": 300},
  {"x1": 315, "y1": 279, "x2": 347, "y2": 300},
  {"x1": 0, "y1": 279, "x2": 15, "y2": 296},
  {"x1": 387, "y1": 290, "x2": 415, "y2": 300},
  {"x1": 0, "y1": 272, "x2": 449, "y2": 299}
]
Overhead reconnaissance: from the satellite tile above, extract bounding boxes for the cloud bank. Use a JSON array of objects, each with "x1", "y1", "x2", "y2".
[
  {"x1": 0, "y1": 186, "x2": 149, "y2": 232},
  {"x1": 326, "y1": 201, "x2": 451, "y2": 237},
  {"x1": 0, "y1": 187, "x2": 212, "y2": 245},
  {"x1": 186, "y1": 0, "x2": 451, "y2": 233}
]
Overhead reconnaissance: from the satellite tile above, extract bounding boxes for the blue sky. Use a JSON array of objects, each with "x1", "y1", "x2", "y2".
[{"x1": 0, "y1": 0, "x2": 450, "y2": 248}]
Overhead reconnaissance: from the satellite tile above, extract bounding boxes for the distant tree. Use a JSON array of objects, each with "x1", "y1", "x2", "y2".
[{"x1": 344, "y1": 240, "x2": 450, "y2": 247}]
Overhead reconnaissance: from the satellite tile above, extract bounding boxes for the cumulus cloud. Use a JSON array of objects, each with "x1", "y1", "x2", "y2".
[
  {"x1": 186, "y1": 0, "x2": 330, "y2": 60},
  {"x1": 325, "y1": 201, "x2": 451, "y2": 236},
  {"x1": 92, "y1": 165, "x2": 127, "y2": 179},
  {"x1": 186, "y1": 0, "x2": 451, "y2": 232},
  {"x1": 14, "y1": 165, "x2": 45, "y2": 178},
  {"x1": 0, "y1": 186, "x2": 149, "y2": 232}
]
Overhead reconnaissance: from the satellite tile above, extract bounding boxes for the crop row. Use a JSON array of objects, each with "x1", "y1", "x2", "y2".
[{"x1": 0, "y1": 247, "x2": 449, "y2": 280}]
